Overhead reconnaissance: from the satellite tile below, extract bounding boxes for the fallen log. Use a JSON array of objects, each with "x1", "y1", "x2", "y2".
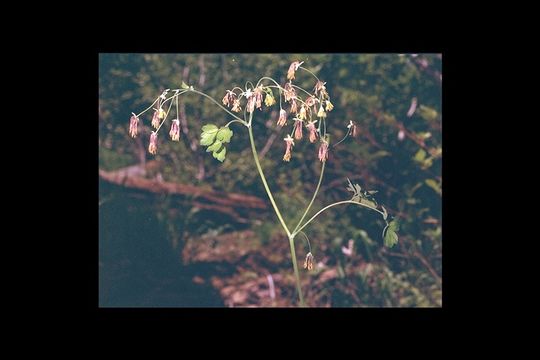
[{"x1": 99, "y1": 165, "x2": 267, "y2": 222}]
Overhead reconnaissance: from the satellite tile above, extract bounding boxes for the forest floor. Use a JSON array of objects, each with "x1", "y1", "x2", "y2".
[{"x1": 183, "y1": 230, "x2": 339, "y2": 307}]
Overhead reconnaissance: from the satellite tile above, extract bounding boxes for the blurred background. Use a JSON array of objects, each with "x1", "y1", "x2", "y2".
[{"x1": 99, "y1": 53, "x2": 442, "y2": 307}]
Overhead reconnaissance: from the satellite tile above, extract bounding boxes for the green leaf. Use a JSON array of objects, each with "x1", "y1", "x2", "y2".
[
  {"x1": 213, "y1": 147, "x2": 226, "y2": 162},
  {"x1": 359, "y1": 197, "x2": 377, "y2": 208},
  {"x1": 216, "y1": 127, "x2": 233, "y2": 143},
  {"x1": 206, "y1": 140, "x2": 222, "y2": 153},
  {"x1": 181, "y1": 81, "x2": 189, "y2": 89},
  {"x1": 414, "y1": 149, "x2": 426, "y2": 162},
  {"x1": 425, "y1": 179, "x2": 442, "y2": 195},
  {"x1": 388, "y1": 219, "x2": 400, "y2": 232},
  {"x1": 202, "y1": 124, "x2": 218, "y2": 133},
  {"x1": 200, "y1": 131, "x2": 217, "y2": 146},
  {"x1": 384, "y1": 228, "x2": 399, "y2": 248}
]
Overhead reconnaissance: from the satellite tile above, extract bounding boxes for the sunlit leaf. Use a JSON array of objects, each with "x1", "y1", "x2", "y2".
[
  {"x1": 202, "y1": 124, "x2": 218, "y2": 133},
  {"x1": 206, "y1": 140, "x2": 222, "y2": 153},
  {"x1": 181, "y1": 81, "x2": 189, "y2": 89},
  {"x1": 388, "y1": 219, "x2": 400, "y2": 232},
  {"x1": 414, "y1": 149, "x2": 426, "y2": 162},
  {"x1": 213, "y1": 147, "x2": 226, "y2": 162},
  {"x1": 425, "y1": 179, "x2": 442, "y2": 195},
  {"x1": 200, "y1": 131, "x2": 217, "y2": 146},
  {"x1": 216, "y1": 127, "x2": 233, "y2": 143},
  {"x1": 384, "y1": 229, "x2": 399, "y2": 248}
]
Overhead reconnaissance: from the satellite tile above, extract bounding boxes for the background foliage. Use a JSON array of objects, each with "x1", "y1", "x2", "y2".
[{"x1": 99, "y1": 53, "x2": 442, "y2": 307}]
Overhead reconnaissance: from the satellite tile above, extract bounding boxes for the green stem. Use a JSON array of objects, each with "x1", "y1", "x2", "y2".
[
  {"x1": 293, "y1": 161, "x2": 326, "y2": 234},
  {"x1": 288, "y1": 235, "x2": 305, "y2": 307},
  {"x1": 189, "y1": 89, "x2": 246, "y2": 124},
  {"x1": 247, "y1": 125, "x2": 305, "y2": 306},
  {"x1": 293, "y1": 200, "x2": 386, "y2": 236},
  {"x1": 247, "y1": 126, "x2": 291, "y2": 237}
]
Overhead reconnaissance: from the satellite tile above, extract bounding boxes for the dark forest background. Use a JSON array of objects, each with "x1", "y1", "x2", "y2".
[{"x1": 99, "y1": 53, "x2": 442, "y2": 307}]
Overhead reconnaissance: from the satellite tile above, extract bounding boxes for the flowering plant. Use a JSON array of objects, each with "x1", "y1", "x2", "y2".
[{"x1": 129, "y1": 61, "x2": 399, "y2": 306}]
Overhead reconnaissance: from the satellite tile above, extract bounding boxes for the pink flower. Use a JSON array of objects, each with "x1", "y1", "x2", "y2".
[
  {"x1": 247, "y1": 95, "x2": 256, "y2": 113},
  {"x1": 254, "y1": 86, "x2": 264, "y2": 110},
  {"x1": 169, "y1": 119, "x2": 180, "y2": 141},
  {"x1": 222, "y1": 90, "x2": 236, "y2": 107},
  {"x1": 314, "y1": 80, "x2": 327, "y2": 97},
  {"x1": 232, "y1": 99, "x2": 242, "y2": 112},
  {"x1": 303, "y1": 252, "x2": 314, "y2": 271},
  {"x1": 305, "y1": 95, "x2": 318, "y2": 108},
  {"x1": 318, "y1": 140, "x2": 329, "y2": 162},
  {"x1": 293, "y1": 118, "x2": 303, "y2": 140},
  {"x1": 283, "y1": 135, "x2": 295, "y2": 162},
  {"x1": 290, "y1": 98, "x2": 298, "y2": 114},
  {"x1": 129, "y1": 113, "x2": 139, "y2": 138},
  {"x1": 306, "y1": 120, "x2": 318, "y2": 143},
  {"x1": 151, "y1": 110, "x2": 160, "y2": 128},
  {"x1": 398, "y1": 129, "x2": 405, "y2": 141},
  {"x1": 148, "y1": 131, "x2": 158, "y2": 155},
  {"x1": 284, "y1": 82, "x2": 296, "y2": 102},
  {"x1": 277, "y1": 109, "x2": 287, "y2": 127},
  {"x1": 352, "y1": 124, "x2": 359, "y2": 138},
  {"x1": 152, "y1": 108, "x2": 166, "y2": 129},
  {"x1": 287, "y1": 61, "x2": 303, "y2": 80},
  {"x1": 348, "y1": 120, "x2": 359, "y2": 137}
]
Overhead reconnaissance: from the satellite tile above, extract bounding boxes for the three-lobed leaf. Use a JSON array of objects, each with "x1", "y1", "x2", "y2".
[{"x1": 200, "y1": 124, "x2": 233, "y2": 162}]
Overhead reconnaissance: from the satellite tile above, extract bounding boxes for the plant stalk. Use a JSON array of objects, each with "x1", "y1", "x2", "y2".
[{"x1": 247, "y1": 125, "x2": 305, "y2": 306}]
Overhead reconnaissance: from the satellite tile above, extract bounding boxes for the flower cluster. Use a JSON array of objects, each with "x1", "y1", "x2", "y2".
[
  {"x1": 277, "y1": 62, "x2": 335, "y2": 162},
  {"x1": 128, "y1": 89, "x2": 186, "y2": 155}
]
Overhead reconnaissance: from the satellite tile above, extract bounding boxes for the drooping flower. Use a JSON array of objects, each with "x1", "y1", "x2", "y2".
[
  {"x1": 148, "y1": 131, "x2": 158, "y2": 155},
  {"x1": 283, "y1": 135, "x2": 295, "y2": 162},
  {"x1": 129, "y1": 113, "x2": 139, "y2": 138},
  {"x1": 314, "y1": 80, "x2": 327, "y2": 96},
  {"x1": 293, "y1": 118, "x2": 303, "y2": 140},
  {"x1": 151, "y1": 110, "x2": 160, "y2": 128},
  {"x1": 284, "y1": 82, "x2": 296, "y2": 102},
  {"x1": 305, "y1": 95, "x2": 318, "y2": 108},
  {"x1": 398, "y1": 129, "x2": 405, "y2": 141},
  {"x1": 152, "y1": 108, "x2": 166, "y2": 128},
  {"x1": 318, "y1": 140, "x2": 329, "y2": 162},
  {"x1": 232, "y1": 99, "x2": 242, "y2": 112},
  {"x1": 287, "y1": 61, "x2": 304, "y2": 80},
  {"x1": 169, "y1": 119, "x2": 180, "y2": 141},
  {"x1": 222, "y1": 90, "x2": 236, "y2": 107},
  {"x1": 277, "y1": 109, "x2": 287, "y2": 127},
  {"x1": 265, "y1": 92, "x2": 276, "y2": 107},
  {"x1": 347, "y1": 120, "x2": 359, "y2": 137},
  {"x1": 254, "y1": 86, "x2": 264, "y2": 110},
  {"x1": 317, "y1": 105, "x2": 326, "y2": 118},
  {"x1": 246, "y1": 90, "x2": 256, "y2": 113},
  {"x1": 298, "y1": 105, "x2": 307, "y2": 120},
  {"x1": 303, "y1": 252, "x2": 314, "y2": 271},
  {"x1": 290, "y1": 98, "x2": 298, "y2": 114},
  {"x1": 325, "y1": 100, "x2": 334, "y2": 112},
  {"x1": 306, "y1": 120, "x2": 318, "y2": 143}
]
